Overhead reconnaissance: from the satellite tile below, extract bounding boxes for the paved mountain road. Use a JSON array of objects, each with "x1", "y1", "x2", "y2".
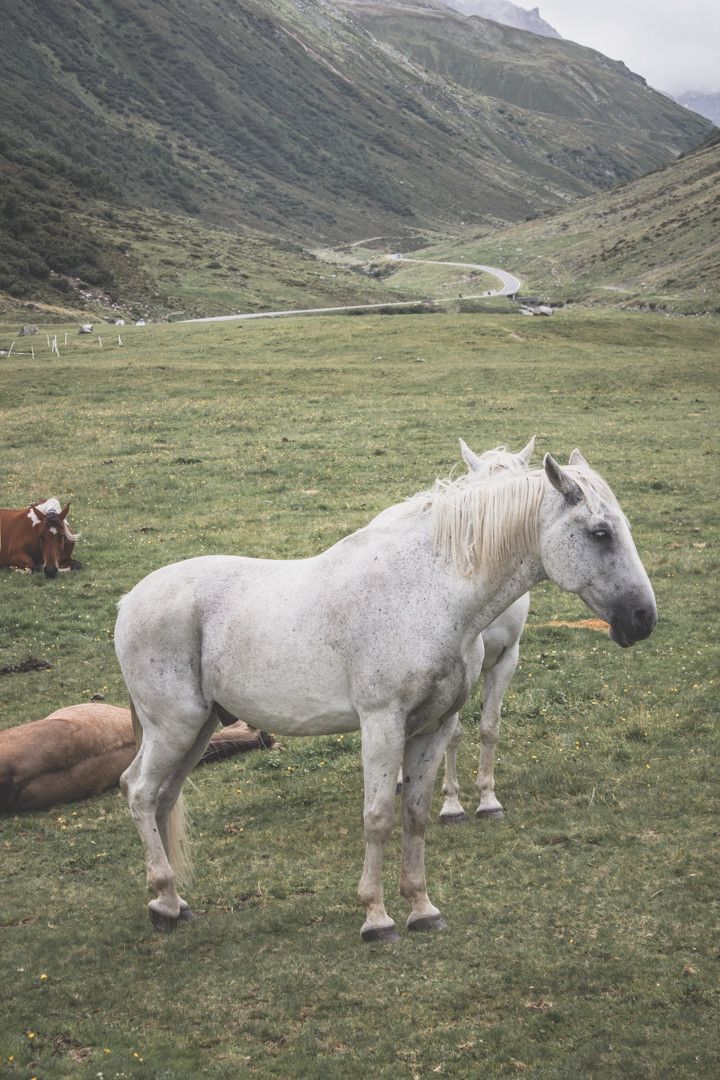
[
  {"x1": 390, "y1": 256, "x2": 520, "y2": 297},
  {"x1": 179, "y1": 256, "x2": 520, "y2": 324}
]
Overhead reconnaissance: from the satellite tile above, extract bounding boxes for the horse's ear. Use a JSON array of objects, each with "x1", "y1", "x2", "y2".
[
  {"x1": 60, "y1": 503, "x2": 70, "y2": 520},
  {"x1": 569, "y1": 448, "x2": 590, "y2": 469},
  {"x1": 459, "y1": 438, "x2": 482, "y2": 473},
  {"x1": 518, "y1": 436, "x2": 536, "y2": 466},
  {"x1": 544, "y1": 454, "x2": 583, "y2": 504},
  {"x1": 30, "y1": 504, "x2": 46, "y2": 522}
]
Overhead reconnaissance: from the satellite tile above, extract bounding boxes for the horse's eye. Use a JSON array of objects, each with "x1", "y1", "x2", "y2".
[{"x1": 591, "y1": 528, "x2": 611, "y2": 541}]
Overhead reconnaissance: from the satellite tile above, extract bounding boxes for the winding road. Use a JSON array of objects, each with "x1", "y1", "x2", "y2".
[{"x1": 180, "y1": 256, "x2": 520, "y2": 324}]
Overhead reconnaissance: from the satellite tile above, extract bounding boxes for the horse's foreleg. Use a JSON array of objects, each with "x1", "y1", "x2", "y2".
[
  {"x1": 475, "y1": 642, "x2": 520, "y2": 819},
  {"x1": 439, "y1": 715, "x2": 466, "y2": 822},
  {"x1": 11, "y1": 552, "x2": 35, "y2": 572},
  {"x1": 358, "y1": 718, "x2": 406, "y2": 943},
  {"x1": 400, "y1": 715, "x2": 457, "y2": 931}
]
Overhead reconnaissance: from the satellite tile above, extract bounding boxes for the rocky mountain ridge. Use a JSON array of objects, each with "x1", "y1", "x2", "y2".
[
  {"x1": 439, "y1": 0, "x2": 559, "y2": 38},
  {"x1": 674, "y1": 91, "x2": 720, "y2": 127}
]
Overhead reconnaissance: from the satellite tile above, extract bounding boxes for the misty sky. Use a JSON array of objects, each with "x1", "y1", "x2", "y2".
[{"x1": 536, "y1": 0, "x2": 720, "y2": 95}]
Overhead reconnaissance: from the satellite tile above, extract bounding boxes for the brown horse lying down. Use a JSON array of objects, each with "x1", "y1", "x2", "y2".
[
  {"x1": 0, "y1": 499, "x2": 80, "y2": 578},
  {"x1": 0, "y1": 704, "x2": 274, "y2": 811}
]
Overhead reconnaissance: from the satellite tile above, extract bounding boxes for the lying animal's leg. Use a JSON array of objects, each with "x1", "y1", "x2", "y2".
[
  {"x1": 400, "y1": 715, "x2": 457, "y2": 931},
  {"x1": 358, "y1": 716, "x2": 406, "y2": 943},
  {"x1": 475, "y1": 642, "x2": 520, "y2": 820},
  {"x1": 11, "y1": 553, "x2": 36, "y2": 572},
  {"x1": 439, "y1": 715, "x2": 466, "y2": 822},
  {"x1": 59, "y1": 538, "x2": 76, "y2": 568}
]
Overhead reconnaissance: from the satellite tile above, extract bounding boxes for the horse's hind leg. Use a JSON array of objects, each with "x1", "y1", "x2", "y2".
[
  {"x1": 400, "y1": 714, "x2": 458, "y2": 931},
  {"x1": 154, "y1": 714, "x2": 219, "y2": 905},
  {"x1": 123, "y1": 703, "x2": 214, "y2": 931},
  {"x1": 124, "y1": 735, "x2": 185, "y2": 928},
  {"x1": 439, "y1": 715, "x2": 467, "y2": 822},
  {"x1": 475, "y1": 642, "x2": 520, "y2": 819}
]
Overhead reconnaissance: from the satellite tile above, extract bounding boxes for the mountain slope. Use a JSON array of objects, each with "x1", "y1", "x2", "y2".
[
  {"x1": 410, "y1": 131, "x2": 720, "y2": 313},
  {"x1": 0, "y1": 124, "x2": 421, "y2": 321},
  {"x1": 338, "y1": 0, "x2": 706, "y2": 168},
  {"x1": 1, "y1": 0, "x2": 710, "y2": 234},
  {"x1": 0, "y1": 0, "x2": 712, "y2": 314}
]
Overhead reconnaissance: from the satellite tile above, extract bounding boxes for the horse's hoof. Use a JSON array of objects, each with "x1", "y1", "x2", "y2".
[
  {"x1": 440, "y1": 811, "x2": 468, "y2": 825},
  {"x1": 476, "y1": 807, "x2": 504, "y2": 820},
  {"x1": 361, "y1": 924, "x2": 401, "y2": 944},
  {"x1": 148, "y1": 901, "x2": 189, "y2": 933},
  {"x1": 149, "y1": 908, "x2": 179, "y2": 933},
  {"x1": 407, "y1": 913, "x2": 447, "y2": 932}
]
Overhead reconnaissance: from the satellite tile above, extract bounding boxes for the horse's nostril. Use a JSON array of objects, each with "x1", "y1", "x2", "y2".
[{"x1": 634, "y1": 607, "x2": 656, "y2": 634}]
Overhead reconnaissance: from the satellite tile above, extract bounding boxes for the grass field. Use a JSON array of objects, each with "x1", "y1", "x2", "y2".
[{"x1": 1, "y1": 309, "x2": 718, "y2": 1078}]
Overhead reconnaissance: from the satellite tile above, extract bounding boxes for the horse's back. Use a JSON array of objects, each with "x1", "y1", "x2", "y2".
[
  {"x1": 116, "y1": 555, "x2": 287, "y2": 647},
  {"x1": 0, "y1": 508, "x2": 30, "y2": 565},
  {"x1": 116, "y1": 551, "x2": 374, "y2": 648},
  {"x1": 114, "y1": 552, "x2": 387, "y2": 734}
]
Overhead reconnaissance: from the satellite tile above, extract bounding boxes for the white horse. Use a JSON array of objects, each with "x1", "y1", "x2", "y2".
[{"x1": 116, "y1": 450, "x2": 656, "y2": 941}]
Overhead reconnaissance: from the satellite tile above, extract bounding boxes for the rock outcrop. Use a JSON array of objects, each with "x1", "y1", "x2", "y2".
[{"x1": 440, "y1": 0, "x2": 561, "y2": 39}]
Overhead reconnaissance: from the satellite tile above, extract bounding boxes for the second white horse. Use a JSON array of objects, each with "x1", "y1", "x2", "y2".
[{"x1": 436, "y1": 437, "x2": 534, "y2": 823}]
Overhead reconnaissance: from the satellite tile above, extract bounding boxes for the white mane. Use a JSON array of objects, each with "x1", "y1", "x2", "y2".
[
  {"x1": 364, "y1": 444, "x2": 529, "y2": 535},
  {"x1": 426, "y1": 464, "x2": 621, "y2": 578}
]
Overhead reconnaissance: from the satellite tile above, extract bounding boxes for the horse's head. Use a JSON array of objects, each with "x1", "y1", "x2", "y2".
[
  {"x1": 539, "y1": 451, "x2": 656, "y2": 647},
  {"x1": 30, "y1": 503, "x2": 70, "y2": 579}
]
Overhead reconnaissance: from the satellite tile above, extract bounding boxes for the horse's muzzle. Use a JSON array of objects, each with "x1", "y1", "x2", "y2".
[
  {"x1": 610, "y1": 604, "x2": 657, "y2": 648},
  {"x1": 44, "y1": 566, "x2": 59, "y2": 579}
]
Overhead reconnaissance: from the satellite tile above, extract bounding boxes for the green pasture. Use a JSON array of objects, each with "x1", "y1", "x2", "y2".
[
  {"x1": 1, "y1": 310, "x2": 718, "y2": 1078},
  {"x1": 364, "y1": 257, "x2": 498, "y2": 303}
]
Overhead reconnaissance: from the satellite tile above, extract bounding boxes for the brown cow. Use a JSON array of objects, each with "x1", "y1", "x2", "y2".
[
  {"x1": 0, "y1": 498, "x2": 79, "y2": 577},
  {"x1": 0, "y1": 704, "x2": 274, "y2": 811}
]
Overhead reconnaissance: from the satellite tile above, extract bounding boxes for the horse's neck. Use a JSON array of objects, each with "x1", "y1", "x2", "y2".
[
  {"x1": 462, "y1": 556, "x2": 543, "y2": 638},
  {"x1": 375, "y1": 500, "x2": 544, "y2": 634}
]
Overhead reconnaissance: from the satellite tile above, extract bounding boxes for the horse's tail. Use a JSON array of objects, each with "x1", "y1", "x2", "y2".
[
  {"x1": 129, "y1": 700, "x2": 193, "y2": 888},
  {"x1": 166, "y1": 791, "x2": 193, "y2": 889}
]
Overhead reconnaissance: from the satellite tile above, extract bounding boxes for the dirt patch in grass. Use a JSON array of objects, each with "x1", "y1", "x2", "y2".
[
  {"x1": 537, "y1": 619, "x2": 610, "y2": 632},
  {"x1": 0, "y1": 656, "x2": 52, "y2": 676}
]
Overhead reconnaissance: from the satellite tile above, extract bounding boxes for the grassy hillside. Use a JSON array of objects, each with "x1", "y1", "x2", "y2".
[
  {"x1": 0, "y1": 131, "x2": 420, "y2": 324},
  {"x1": 0, "y1": 0, "x2": 711, "y2": 314},
  {"x1": 389, "y1": 131, "x2": 720, "y2": 314},
  {"x1": 1, "y1": 310, "x2": 718, "y2": 1077},
  {"x1": 339, "y1": 0, "x2": 709, "y2": 185}
]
